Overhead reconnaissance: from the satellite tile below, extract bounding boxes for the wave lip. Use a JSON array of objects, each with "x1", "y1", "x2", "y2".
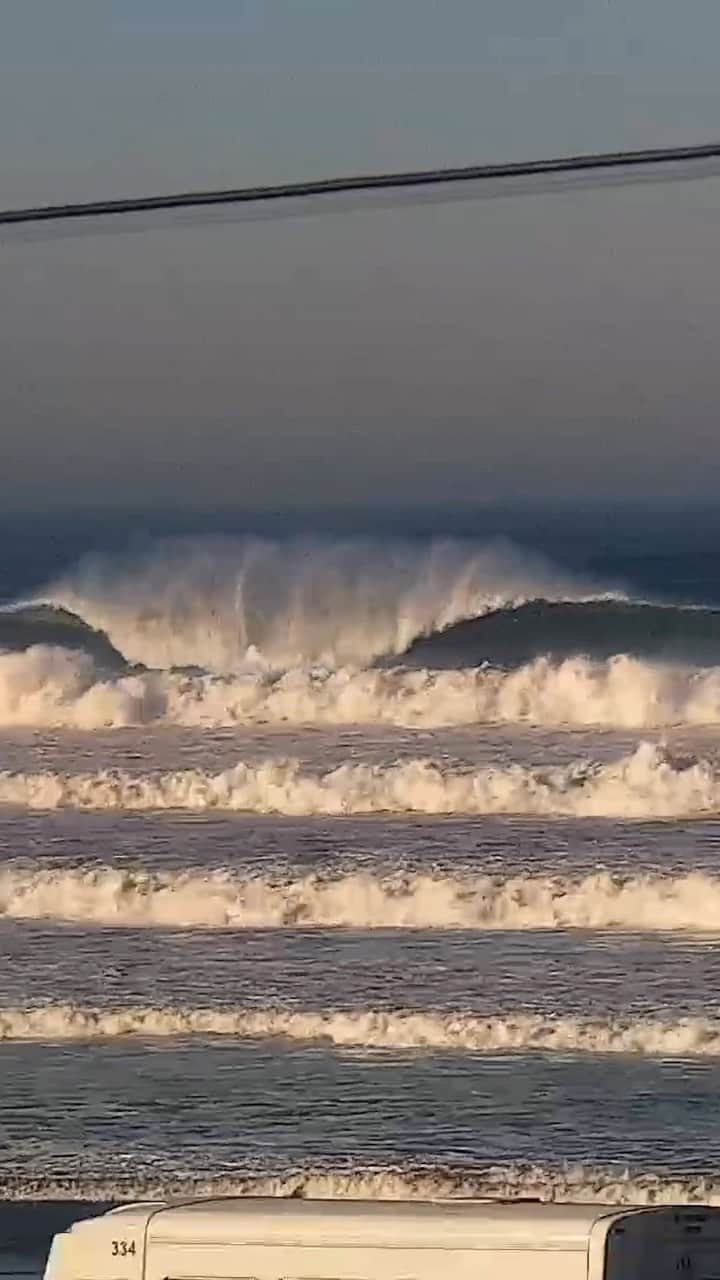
[
  {"x1": 2, "y1": 743, "x2": 719, "y2": 819},
  {"x1": 3, "y1": 1004, "x2": 720, "y2": 1059},
  {"x1": 4, "y1": 865, "x2": 720, "y2": 932}
]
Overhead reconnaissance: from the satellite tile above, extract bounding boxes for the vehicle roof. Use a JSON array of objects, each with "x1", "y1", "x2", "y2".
[{"x1": 136, "y1": 1197, "x2": 626, "y2": 1251}]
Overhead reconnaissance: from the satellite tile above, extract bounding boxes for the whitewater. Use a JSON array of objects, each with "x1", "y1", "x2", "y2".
[
  {"x1": 6, "y1": 646, "x2": 720, "y2": 730},
  {"x1": 4, "y1": 527, "x2": 720, "y2": 1240},
  {"x1": 10, "y1": 1164, "x2": 720, "y2": 1207},
  {"x1": 6, "y1": 1002, "x2": 720, "y2": 1058},
  {"x1": 3, "y1": 864, "x2": 720, "y2": 931},
  {"x1": 3, "y1": 741, "x2": 720, "y2": 818}
]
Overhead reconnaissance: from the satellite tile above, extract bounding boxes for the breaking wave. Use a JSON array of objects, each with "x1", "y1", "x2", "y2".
[
  {"x1": 6, "y1": 1163, "x2": 720, "y2": 1204},
  {"x1": 2, "y1": 743, "x2": 720, "y2": 819},
  {"x1": 2, "y1": 536, "x2": 718, "y2": 726},
  {"x1": 37, "y1": 535, "x2": 604, "y2": 670},
  {"x1": 0, "y1": 605, "x2": 126, "y2": 671},
  {"x1": 4, "y1": 864, "x2": 720, "y2": 931},
  {"x1": 4, "y1": 647, "x2": 720, "y2": 728},
  {"x1": 403, "y1": 599, "x2": 720, "y2": 669},
  {"x1": 5, "y1": 1003, "x2": 720, "y2": 1058}
]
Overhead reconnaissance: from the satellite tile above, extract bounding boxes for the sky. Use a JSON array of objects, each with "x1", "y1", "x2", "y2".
[{"x1": 2, "y1": 0, "x2": 720, "y2": 513}]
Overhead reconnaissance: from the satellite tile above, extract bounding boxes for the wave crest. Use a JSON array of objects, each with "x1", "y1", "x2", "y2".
[
  {"x1": 4, "y1": 1003, "x2": 720, "y2": 1059},
  {"x1": 5, "y1": 1164, "x2": 720, "y2": 1204},
  {"x1": 1, "y1": 743, "x2": 718, "y2": 819},
  {"x1": 4, "y1": 865, "x2": 720, "y2": 931}
]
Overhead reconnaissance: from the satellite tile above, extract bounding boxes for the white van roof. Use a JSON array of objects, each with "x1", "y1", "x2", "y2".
[{"x1": 137, "y1": 1197, "x2": 627, "y2": 1252}]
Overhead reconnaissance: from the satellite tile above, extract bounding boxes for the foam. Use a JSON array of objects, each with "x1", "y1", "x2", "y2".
[
  {"x1": 4, "y1": 1003, "x2": 720, "y2": 1058},
  {"x1": 4, "y1": 1163, "x2": 720, "y2": 1204},
  {"x1": 1, "y1": 742, "x2": 718, "y2": 819},
  {"x1": 4, "y1": 864, "x2": 720, "y2": 931},
  {"x1": 0, "y1": 645, "x2": 163, "y2": 729},
  {"x1": 5, "y1": 649, "x2": 720, "y2": 729}
]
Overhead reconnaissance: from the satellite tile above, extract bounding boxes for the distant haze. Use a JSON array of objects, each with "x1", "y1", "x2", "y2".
[{"x1": 2, "y1": 0, "x2": 720, "y2": 511}]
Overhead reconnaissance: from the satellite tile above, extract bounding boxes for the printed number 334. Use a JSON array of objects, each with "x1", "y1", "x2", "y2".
[{"x1": 111, "y1": 1240, "x2": 137, "y2": 1257}]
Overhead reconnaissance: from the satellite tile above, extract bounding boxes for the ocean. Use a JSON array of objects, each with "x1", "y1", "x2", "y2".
[{"x1": 2, "y1": 503, "x2": 720, "y2": 1277}]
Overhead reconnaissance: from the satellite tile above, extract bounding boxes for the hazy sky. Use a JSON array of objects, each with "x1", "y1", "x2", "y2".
[{"x1": 2, "y1": 1, "x2": 720, "y2": 512}]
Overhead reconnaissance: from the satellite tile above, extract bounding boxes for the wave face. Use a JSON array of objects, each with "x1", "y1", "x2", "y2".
[
  {"x1": 403, "y1": 599, "x2": 720, "y2": 669},
  {"x1": 6, "y1": 1164, "x2": 720, "y2": 1205},
  {"x1": 2, "y1": 1003, "x2": 720, "y2": 1058},
  {"x1": 3, "y1": 865, "x2": 720, "y2": 931},
  {"x1": 3, "y1": 648, "x2": 720, "y2": 728},
  {"x1": 39, "y1": 535, "x2": 598, "y2": 670},
  {"x1": 2, "y1": 743, "x2": 719, "y2": 819},
  {"x1": 0, "y1": 605, "x2": 126, "y2": 671}
]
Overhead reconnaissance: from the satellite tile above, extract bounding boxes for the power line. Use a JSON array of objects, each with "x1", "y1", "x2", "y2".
[{"x1": 2, "y1": 141, "x2": 720, "y2": 228}]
